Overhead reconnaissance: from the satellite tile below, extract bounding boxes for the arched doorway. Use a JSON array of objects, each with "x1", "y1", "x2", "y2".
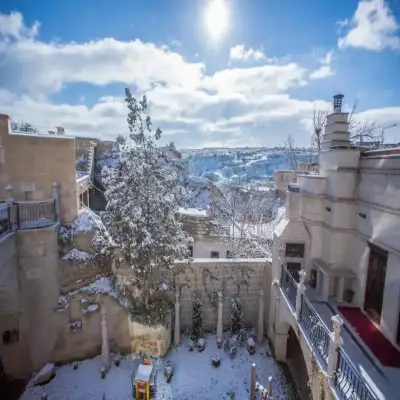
[{"x1": 286, "y1": 327, "x2": 311, "y2": 400}]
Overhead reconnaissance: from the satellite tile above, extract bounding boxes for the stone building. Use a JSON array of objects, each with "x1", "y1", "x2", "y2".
[{"x1": 268, "y1": 95, "x2": 400, "y2": 399}]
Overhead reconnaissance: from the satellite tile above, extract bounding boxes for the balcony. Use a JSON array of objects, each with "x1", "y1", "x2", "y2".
[
  {"x1": 0, "y1": 198, "x2": 59, "y2": 240},
  {"x1": 280, "y1": 268, "x2": 386, "y2": 400}
]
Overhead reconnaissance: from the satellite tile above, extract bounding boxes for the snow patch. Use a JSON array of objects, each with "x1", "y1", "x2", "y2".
[
  {"x1": 20, "y1": 334, "x2": 296, "y2": 400},
  {"x1": 62, "y1": 248, "x2": 91, "y2": 262},
  {"x1": 178, "y1": 207, "x2": 208, "y2": 217}
]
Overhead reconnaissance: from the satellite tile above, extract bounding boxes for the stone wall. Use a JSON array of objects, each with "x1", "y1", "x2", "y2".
[
  {"x1": 173, "y1": 259, "x2": 269, "y2": 330},
  {"x1": 52, "y1": 293, "x2": 171, "y2": 365},
  {"x1": 0, "y1": 114, "x2": 78, "y2": 223}
]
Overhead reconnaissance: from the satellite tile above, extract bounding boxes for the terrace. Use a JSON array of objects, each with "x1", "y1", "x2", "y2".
[
  {"x1": 0, "y1": 182, "x2": 60, "y2": 239},
  {"x1": 280, "y1": 267, "x2": 400, "y2": 399}
]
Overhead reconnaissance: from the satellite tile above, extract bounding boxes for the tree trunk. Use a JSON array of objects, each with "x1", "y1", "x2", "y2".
[{"x1": 143, "y1": 279, "x2": 149, "y2": 308}]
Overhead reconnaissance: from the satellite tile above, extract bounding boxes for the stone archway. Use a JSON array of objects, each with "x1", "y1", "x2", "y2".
[{"x1": 286, "y1": 326, "x2": 311, "y2": 400}]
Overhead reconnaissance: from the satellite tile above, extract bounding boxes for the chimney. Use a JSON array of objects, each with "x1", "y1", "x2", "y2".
[
  {"x1": 56, "y1": 126, "x2": 65, "y2": 136},
  {"x1": 321, "y1": 94, "x2": 350, "y2": 150},
  {"x1": 333, "y1": 94, "x2": 344, "y2": 113}
]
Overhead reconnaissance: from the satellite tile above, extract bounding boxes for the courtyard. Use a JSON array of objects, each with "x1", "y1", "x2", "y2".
[{"x1": 20, "y1": 335, "x2": 297, "y2": 400}]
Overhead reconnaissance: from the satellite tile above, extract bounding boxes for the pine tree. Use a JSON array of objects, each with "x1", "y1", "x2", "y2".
[
  {"x1": 191, "y1": 298, "x2": 203, "y2": 340},
  {"x1": 231, "y1": 296, "x2": 242, "y2": 333},
  {"x1": 101, "y1": 89, "x2": 192, "y2": 308}
]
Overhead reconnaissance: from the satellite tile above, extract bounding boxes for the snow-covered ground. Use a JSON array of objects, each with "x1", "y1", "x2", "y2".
[{"x1": 20, "y1": 335, "x2": 297, "y2": 400}]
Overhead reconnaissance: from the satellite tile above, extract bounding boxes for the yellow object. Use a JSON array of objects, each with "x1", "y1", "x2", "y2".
[
  {"x1": 135, "y1": 381, "x2": 149, "y2": 400},
  {"x1": 134, "y1": 363, "x2": 153, "y2": 400}
]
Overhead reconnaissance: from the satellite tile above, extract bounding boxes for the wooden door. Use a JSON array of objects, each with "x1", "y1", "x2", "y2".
[{"x1": 364, "y1": 245, "x2": 387, "y2": 324}]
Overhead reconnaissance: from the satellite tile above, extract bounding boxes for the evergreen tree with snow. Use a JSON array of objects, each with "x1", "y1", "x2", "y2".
[
  {"x1": 231, "y1": 296, "x2": 242, "y2": 333},
  {"x1": 101, "y1": 89, "x2": 192, "y2": 308},
  {"x1": 191, "y1": 298, "x2": 203, "y2": 340}
]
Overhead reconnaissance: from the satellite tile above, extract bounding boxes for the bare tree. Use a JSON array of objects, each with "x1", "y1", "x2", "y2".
[
  {"x1": 312, "y1": 109, "x2": 326, "y2": 152},
  {"x1": 284, "y1": 134, "x2": 298, "y2": 171},
  {"x1": 10, "y1": 121, "x2": 39, "y2": 134},
  {"x1": 348, "y1": 100, "x2": 378, "y2": 145},
  {"x1": 211, "y1": 181, "x2": 278, "y2": 258}
]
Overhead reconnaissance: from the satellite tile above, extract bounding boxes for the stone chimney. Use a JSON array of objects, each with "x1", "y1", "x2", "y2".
[
  {"x1": 321, "y1": 94, "x2": 350, "y2": 151},
  {"x1": 56, "y1": 126, "x2": 65, "y2": 136}
]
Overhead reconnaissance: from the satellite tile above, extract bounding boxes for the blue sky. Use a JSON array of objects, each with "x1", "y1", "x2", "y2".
[{"x1": 0, "y1": 0, "x2": 399, "y2": 147}]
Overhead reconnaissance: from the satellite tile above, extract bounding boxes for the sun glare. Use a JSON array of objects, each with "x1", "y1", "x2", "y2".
[{"x1": 204, "y1": 0, "x2": 229, "y2": 40}]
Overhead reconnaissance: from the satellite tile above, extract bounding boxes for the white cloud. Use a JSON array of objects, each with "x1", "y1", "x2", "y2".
[
  {"x1": 310, "y1": 50, "x2": 335, "y2": 80},
  {"x1": 0, "y1": 11, "x2": 397, "y2": 148},
  {"x1": 338, "y1": 0, "x2": 400, "y2": 51},
  {"x1": 229, "y1": 44, "x2": 266, "y2": 62},
  {"x1": 310, "y1": 65, "x2": 335, "y2": 80},
  {"x1": 0, "y1": 11, "x2": 39, "y2": 40}
]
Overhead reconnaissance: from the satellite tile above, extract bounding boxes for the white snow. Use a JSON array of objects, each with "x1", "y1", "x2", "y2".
[
  {"x1": 178, "y1": 207, "x2": 208, "y2": 217},
  {"x1": 87, "y1": 304, "x2": 100, "y2": 312},
  {"x1": 62, "y1": 248, "x2": 91, "y2": 262},
  {"x1": 20, "y1": 334, "x2": 295, "y2": 400}
]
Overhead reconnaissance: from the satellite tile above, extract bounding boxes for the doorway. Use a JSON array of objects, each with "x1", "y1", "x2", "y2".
[{"x1": 364, "y1": 244, "x2": 388, "y2": 325}]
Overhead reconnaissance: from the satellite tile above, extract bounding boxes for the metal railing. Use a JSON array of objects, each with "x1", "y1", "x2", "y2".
[
  {"x1": 15, "y1": 199, "x2": 57, "y2": 230},
  {"x1": 334, "y1": 349, "x2": 376, "y2": 400},
  {"x1": 279, "y1": 269, "x2": 378, "y2": 400},
  {"x1": 0, "y1": 204, "x2": 12, "y2": 238},
  {"x1": 281, "y1": 267, "x2": 297, "y2": 309},
  {"x1": 299, "y1": 295, "x2": 331, "y2": 368}
]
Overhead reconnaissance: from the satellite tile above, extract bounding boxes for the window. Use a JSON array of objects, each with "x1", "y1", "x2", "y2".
[
  {"x1": 226, "y1": 250, "x2": 232, "y2": 258},
  {"x1": 188, "y1": 245, "x2": 193, "y2": 257},
  {"x1": 2, "y1": 329, "x2": 19, "y2": 345},
  {"x1": 210, "y1": 251, "x2": 220, "y2": 259},
  {"x1": 285, "y1": 243, "x2": 305, "y2": 258},
  {"x1": 287, "y1": 262, "x2": 301, "y2": 283}
]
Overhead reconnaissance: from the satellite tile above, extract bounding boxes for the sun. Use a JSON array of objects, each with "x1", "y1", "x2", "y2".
[{"x1": 204, "y1": 0, "x2": 229, "y2": 40}]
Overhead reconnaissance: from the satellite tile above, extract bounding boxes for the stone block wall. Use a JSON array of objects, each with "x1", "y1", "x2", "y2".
[
  {"x1": 173, "y1": 260, "x2": 269, "y2": 331},
  {"x1": 0, "y1": 114, "x2": 78, "y2": 222}
]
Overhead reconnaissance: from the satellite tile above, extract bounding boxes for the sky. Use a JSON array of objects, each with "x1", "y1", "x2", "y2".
[{"x1": 0, "y1": 0, "x2": 399, "y2": 148}]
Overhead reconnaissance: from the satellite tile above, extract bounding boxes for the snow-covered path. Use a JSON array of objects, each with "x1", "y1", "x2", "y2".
[{"x1": 20, "y1": 335, "x2": 296, "y2": 400}]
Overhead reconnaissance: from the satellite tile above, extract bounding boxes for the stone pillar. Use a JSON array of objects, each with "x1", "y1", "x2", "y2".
[
  {"x1": 337, "y1": 277, "x2": 346, "y2": 303},
  {"x1": 250, "y1": 363, "x2": 256, "y2": 400},
  {"x1": 327, "y1": 315, "x2": 343, "y2": 380},
  {"x1": 295, "y1": 270, "x2": 306, "y2": 320},
  {"x1": 316, "y1": 269, "x2": 323, "y2": 295},
  {"x1": 5, "y1": 184, "x2": 16, "y2": 231},
  {"x1": 52, "y1": 181, "x2": 60, "y2": 222},
  {"x1": 101, "y1": 305, "x2": 110, "y2": 371},
  {"x1": 216, "y1": 291, "x2": 223, "y2": 340},
  {"x1": 322, "y1": 273, "x2": 330, "y2": 301},
  {"x1": 257, "y1": 290, "x2": 264, "y2": 344},
  {"x1": 174, "y1": 291, "x2": 180, "y2": 345}
]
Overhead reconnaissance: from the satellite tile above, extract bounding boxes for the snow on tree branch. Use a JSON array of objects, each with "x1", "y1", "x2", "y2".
[
  {"x1": 100, "y1": 89, "x2": 192, "y2": 308},
  {"x1": 211, "y1": 180, "x2": 278, "y2": 258}
]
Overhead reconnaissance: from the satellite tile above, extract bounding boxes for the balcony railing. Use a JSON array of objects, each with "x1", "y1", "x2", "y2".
[
  {"x1": 0, "y1": 198, "x2": 58, "y2": 239},
  {"x1": 279, "y1": 269, "x2": 377, "y2": 400},
  {"x1": 0, "y1": 204, "x2": 12, "y2": 237},
  {"x1": 281, "y1": 267, "x2": 297, "y2": 309},
  {"x1": 299, "y1": 295, "x2": 331, "y2": 368},
  {"x1": 15, "y1": 199, "x2": 57, "y2": 230},
  {"x1": 334, "y1": 349, "x2": 376, "y2": 400}
]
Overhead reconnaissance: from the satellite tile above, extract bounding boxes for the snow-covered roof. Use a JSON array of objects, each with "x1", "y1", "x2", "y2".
[{"x1": 178, "y1": 207, "x2": 208, "y2": 217}]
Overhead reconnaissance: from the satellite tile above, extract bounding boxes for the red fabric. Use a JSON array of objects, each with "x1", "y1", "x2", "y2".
[{"x1": 338, "y1": 307, "x2": 400, "y2": 368}]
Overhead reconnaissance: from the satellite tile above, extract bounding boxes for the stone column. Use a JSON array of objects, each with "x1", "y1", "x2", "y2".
[
  {"x1": 322, "y1": 273, "x2": 330, "y2": 301},
  {"x1": 174, "y1": 291, "x2": 180, "y2": 345},
  {"x1": 216, "y1": 291, "x2": 223, "y2": 340},
  {"x1": 5, "y1": 184, "x2": 16, "y2": 231},
  {"x1": 295, "y1": 270, "x2": 306, "y2": 320},
  {"x1": 337, "y1": 276, "x2": 346, "y2": 303},
  {"x1": 52, "y1": 181, "x2": 60, "y2": 222},
  {"x1": 327, "y1": 315, "x2": 343, "y2": 380},
  {"x1": 250, "y1": 363, "x2": 256, "y2": 400},
  {"x1": 101, "y1": 305, "x2": 110, "y2": 371},
  {"x1": 257, "y1": 290, "x2": 264, "y2": 344}
]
